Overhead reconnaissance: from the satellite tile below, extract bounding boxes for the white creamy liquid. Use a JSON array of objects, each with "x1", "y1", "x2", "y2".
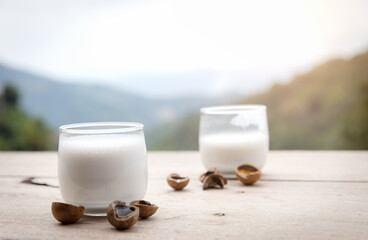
[
  {"x1": 58, "y1": 134, "x2": 147, "y2": 215},
  {"x1": 200, "y1": 132, "x2": 269, "y2": 176}
]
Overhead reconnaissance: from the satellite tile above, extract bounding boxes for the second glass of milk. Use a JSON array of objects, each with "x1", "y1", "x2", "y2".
[
  {"x1": 58, "y1": 122, "x2": 147, "y2": 216},
  {"x1": 199, "y1": 105, "x2": 269, "y2": 178}
]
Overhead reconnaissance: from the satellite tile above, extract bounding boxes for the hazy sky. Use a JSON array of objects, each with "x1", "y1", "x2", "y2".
[{"x1": 1, "y1": 0, "x2": 368, "y2": 97}]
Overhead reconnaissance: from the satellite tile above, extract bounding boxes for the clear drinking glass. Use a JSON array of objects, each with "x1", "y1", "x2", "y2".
[
  {"x1": 199, "y1": 105, "x2": 269, "y2": 178},
  {"x1": 58, "y1": 122, "x2": 148, "y2": 216}
]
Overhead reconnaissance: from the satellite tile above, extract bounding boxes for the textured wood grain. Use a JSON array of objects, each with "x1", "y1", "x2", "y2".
[{"x1": 0, "y1": 151, "x2": 367, "y2": 240}]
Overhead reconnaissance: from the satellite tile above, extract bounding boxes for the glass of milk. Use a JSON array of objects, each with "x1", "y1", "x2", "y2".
[
  {"x1": 199, "y1": 105, "x2": 269, "y2": 178},
  {"x1": 58, "y1": 122, "x2": 148, "y2": 216}
]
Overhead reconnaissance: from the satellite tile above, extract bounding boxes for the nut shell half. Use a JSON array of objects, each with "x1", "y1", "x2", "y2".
[
  {"x1": 51, "y1": 202, "x2": 84, "y2": 224},
  {"x1": 107, "y1": 201, "x2": 139, "y2": 230},
  {"x1": 130, "y1": 200, "x2": 159, "y2": 219},
  {"x1": 202, "y1": 173, "x2": 227, "y2": 190},
  {"x1": 167, "y1": 173, "x2": 189, "y2": 190},
  {"x1": 199, "y1": 168, "x2": 219, "y2": 182},
  {"x1": 235, "y1": 164, "x2": 262, "y2": 185}
]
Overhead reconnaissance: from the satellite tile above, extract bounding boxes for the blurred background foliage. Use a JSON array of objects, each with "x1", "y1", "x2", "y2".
[
  {"x1": 245, "y1": 52, "x2": 368, "y2": 150},
  {"x1": 0, "y1": 84, "x2": 52, "y2": 150}
]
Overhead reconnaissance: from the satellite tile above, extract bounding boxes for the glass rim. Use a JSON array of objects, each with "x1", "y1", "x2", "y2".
[
  {"x1": 200, "y1": 105, "x2": 266, "y2": 115},
  {"x1": 59, "y1": 122, "x2": 144, "y2": 134}
]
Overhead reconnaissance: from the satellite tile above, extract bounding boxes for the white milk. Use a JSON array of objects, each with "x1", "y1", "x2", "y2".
[
  {"x1": 58, "y1": 134, "x2": 147, "y2": 215},
  {"x1": 200, "y1": 132, "x2": 269, "y2": 176}
]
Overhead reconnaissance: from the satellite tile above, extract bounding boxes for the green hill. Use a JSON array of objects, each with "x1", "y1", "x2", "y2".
[
  {"x1": 152, "y1": 51, "x2": 368, "y2": 150},
  {"x1": 243, "y1": 51, "x2": 368, "y2": 149}
]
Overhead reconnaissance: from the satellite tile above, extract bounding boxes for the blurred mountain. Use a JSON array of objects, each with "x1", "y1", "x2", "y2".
[
  {"x1": 151, "y1": 50, "x2": 368, "y2": 150},
  {"x1": 113, "y1": 70, "x2": 272, "y2": 99},
  {"x1": 0, "y1": 63, "x2": 220, "y2": 149}
]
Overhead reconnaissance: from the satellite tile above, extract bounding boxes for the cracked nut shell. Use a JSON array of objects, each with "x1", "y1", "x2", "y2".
[
  {"x1": 235, "y1": 164, "x2": 262, "y2": 185},
  {"x1": 167, "y1": 173, "x2": 189, "y2": 190},
  {"x1": 199, "y1": 168, "x2": 219, "y2": 182},
  {"x1": 51, "y1": 202, "x2": 84, "y2": 224},
  {"x1": 130, "y1": 200, "x2": 159, "y2": 219},
  {"x1": 202, "y1": 173, "x2": 227, "y2": 190},
  {"x1": 107, "y1": 201, "x2": 139, "y2": 230}
]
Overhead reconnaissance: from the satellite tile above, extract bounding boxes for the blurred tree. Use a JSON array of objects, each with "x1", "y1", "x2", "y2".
[
  {"x1": 1, "y1": 85, "x2": 18, "y2": 105},
  {"x1": 0, "y1": 83, "x2": 52, "y2": 150}
]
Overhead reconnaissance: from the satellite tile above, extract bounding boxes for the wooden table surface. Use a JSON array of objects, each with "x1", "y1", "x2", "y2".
[{"x1": 0, "y1": 151, "x2": 368, "y2": 240}]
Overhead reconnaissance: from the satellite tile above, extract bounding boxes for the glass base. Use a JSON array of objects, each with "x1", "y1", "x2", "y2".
[
  {"x1": 84, "y1": 207, "x2": 108, "y2": 216},
  {"x1": 84, "y1": 213, "x2": 107, "y2": 217},
  {"x1": 222, "y1": 173, "x2": 237, "y2": 179}
]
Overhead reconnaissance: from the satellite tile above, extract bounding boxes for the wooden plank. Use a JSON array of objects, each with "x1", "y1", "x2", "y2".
[
  {"x1": 0, "y1": 176, "x2": 367, "y2": 239},
  {"x1": 0, "y1": 151, "x2": 368, "y2": 240},
  {"x1": 1, "y1": 151, "x2": 367, "y2": 181}
]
